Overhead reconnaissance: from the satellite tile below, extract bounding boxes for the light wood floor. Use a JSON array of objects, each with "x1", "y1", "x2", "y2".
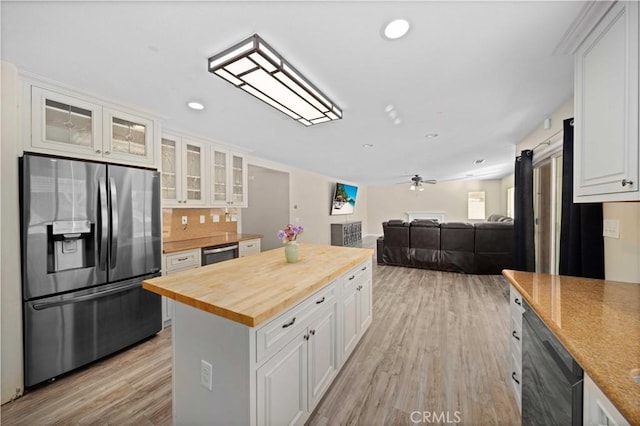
[{"x1": 2, "y1": 244, "x2": 519, "y2": 425}]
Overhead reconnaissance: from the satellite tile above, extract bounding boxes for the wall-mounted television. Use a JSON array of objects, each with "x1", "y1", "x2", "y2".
[{"x1": 330, "y1": 182, "x2": 358, "y2": 215}]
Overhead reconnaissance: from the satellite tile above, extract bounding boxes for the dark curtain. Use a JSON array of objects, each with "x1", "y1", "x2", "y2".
[
  {"x1": 514, "y1": 149, "x2": 535, "y2": 272},
  {"x1": 558, "y1": 118, "x2": 605, "y2": 278}
]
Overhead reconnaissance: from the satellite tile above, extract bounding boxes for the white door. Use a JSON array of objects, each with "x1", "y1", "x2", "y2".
[
  {"x1": 358, "y1": 276, "x2": 372, "y2": 332},
  {"x1": 341, "y1": 280, "x2": 359, "y2": 359},
  {"x1": 256, "y1": 331, "x2": 308, "y2": 426},
  {"x1": 308, "y1": 303, "x2": 337, "y2": 407}
]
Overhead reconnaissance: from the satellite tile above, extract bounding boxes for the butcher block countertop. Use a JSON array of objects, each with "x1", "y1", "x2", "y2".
[
  {"x1": 163, "y1": 233, "x2": 262, "y2": 253},
  {"x1": 503, "y1": 270, "x2": 640, "y2": 424},
  {"x1": 144, "y1": 243, "x2": 374, "y2": 327}
]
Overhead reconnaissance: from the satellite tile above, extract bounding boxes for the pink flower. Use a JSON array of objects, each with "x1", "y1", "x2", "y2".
[{"x1": 277, "y1": 223, "x2": 304, "y2": 243}]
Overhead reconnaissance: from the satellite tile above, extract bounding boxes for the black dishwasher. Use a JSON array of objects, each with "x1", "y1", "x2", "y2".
[{"x1": 522, "y1": 299, "x2": 583, "y2": 425}]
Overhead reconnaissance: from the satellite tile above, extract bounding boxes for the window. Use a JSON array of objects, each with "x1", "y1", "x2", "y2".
[
  {"x1": 507, "y1": 187, "x2": 515, "y2": 218},
  {"x1": 468, "y1": 191, "x2": 486, "y2": 220}
]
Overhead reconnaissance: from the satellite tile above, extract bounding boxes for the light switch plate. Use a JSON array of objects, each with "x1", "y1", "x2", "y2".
[
  {"x1": 603, "y1": 219, "x2": 620, "y2": 239},
  {"x1": 201, "y1": 360, "x2": 212, "y2": 391},
  {"x1": 231, "y1": 214, "x2": 238, "y2": 222},
  {"x1": 213, "y1": 215, "x2": 220, "y2": 223},
  {"x1": 200, "y1": 215, "x2": 205, "y2": 224},
  {"x1": 181, "y1": 216, "x2": 188, "y2": 225}
]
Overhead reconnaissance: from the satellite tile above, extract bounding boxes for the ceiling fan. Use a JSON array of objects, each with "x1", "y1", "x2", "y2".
[{"x1": 403, "y1": 174, "x2": 437, "y2": 191}]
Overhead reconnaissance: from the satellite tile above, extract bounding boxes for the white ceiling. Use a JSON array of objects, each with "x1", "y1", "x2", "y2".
[{"x1": 1, "y1": 1, "x2": 584, "y2": 185}]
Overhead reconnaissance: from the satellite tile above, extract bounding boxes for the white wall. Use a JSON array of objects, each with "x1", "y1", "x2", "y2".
[
  {"x1": 244, "y1": 156, "x2": 368, "y2": 246},
  {"x1": 366, "y1": 179, "x2": 502, "y2": 236},
  {"x1": 603, "y1": 203, "x2": 640, "y2": 283},
  {"x1": 1, "y1": 61, "x2": 24, "y2": 403},
  {"x1": 515, "y1": 96, "x2": 640, "y2": 283}
]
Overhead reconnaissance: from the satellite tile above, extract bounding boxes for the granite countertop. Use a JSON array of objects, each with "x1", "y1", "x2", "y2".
[
  {"x1": 502, "y1": 270, "x2": 640, "y2": 424},
  {"x1": 163, "y1": 233, "x2": 263, "y2": 253},
  {"x1": 144, "y1": 243, "x2": 374, "y2": 327}
]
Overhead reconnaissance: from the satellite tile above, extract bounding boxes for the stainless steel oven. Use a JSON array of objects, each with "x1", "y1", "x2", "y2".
[{"x1": 202, "y1": 243, "x2": 239, "y2": 266}]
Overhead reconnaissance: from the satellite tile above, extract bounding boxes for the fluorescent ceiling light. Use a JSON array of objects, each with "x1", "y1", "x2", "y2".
[
  {"x1": 208, "y1": 34, "x2": 342, "y2": 126},
  {"x1": 383, "y1": 19, "x2": 410, "y2": 40}
]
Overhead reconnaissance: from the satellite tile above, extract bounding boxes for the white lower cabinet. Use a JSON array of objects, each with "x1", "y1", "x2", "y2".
[
  {"x1": 509, "y1": 284, "x2": 524, "y2": 412},
  {"x1": 239, "y1": 238, "x2": 261, "y2": 257},
  {"x1": 171, "y1": 257, "x2": 372, "y2": 426},
  {"x1": 162, "y1": 248, "x2": 201, "y2": 326},
  {"x1": 257, "y1": 330, "x2": 308, "y2": 426},
  {"x1": 341, "y1": 260, "x2": 372, "y2": 360},
  {"x1": 256, "y1": 300, "x2": 338, "y2": 426},
  {"x1": 583, "y1": 373, "x2": 629, "y2": 426}
]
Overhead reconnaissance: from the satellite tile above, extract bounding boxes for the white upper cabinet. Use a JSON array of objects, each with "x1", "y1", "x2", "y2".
[
  {"x1": 31, "y1": 87, "x2": 103, "y2": 158},
  {"x1": 103, "y1": 109, "x2": 155, "y2": 166},
  {"x1": 28, "y1": 83, "x2": 159, "y2": 168},
  {"x1": 161, "y1": 134, "x2": 207, "y2": 207},
  {"x1": 210, "y1": 148, "x2": 247, "y2": 208},
  {"x1": 574, "y1": 1, "x2": 639, "y2": 202}
]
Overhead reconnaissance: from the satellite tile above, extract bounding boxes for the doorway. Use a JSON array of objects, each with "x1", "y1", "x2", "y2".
[
  {"x1": 242, "y1": 165, "x2": 290, "y2": 251},
  {"x1": 533, "y1": 156, "x2": 562, "y2": 274}
]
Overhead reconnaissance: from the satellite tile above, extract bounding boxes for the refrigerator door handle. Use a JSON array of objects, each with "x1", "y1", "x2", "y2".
[
  {"x1": 109, "y1": 177, "x2": 119, "y2": 268},
  {"x1": 99, "y1": 177, "x2": 109, "y2": 270},
  {"x1": 32, "y1": 282, "x2": 141, "y2": 310}
]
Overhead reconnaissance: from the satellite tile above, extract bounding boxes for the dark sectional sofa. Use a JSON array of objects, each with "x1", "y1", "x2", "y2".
[{"x1": 376, "y1": 215, "x2": 514, "y2": 274}]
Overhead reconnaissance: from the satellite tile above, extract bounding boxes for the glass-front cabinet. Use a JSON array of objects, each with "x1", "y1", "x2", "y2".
[
  {"x1": 103, "y1": 109, "x2": 155, "y2": 165},
  {"x1": 210, "y1": 148, "x2": 247, "y2": 207},
  {"x1": 161, "y1": 134, "x2": 206, "y2": 206},
  {"x1": 31, "y1": 87, "x2": 103, "y2": 157},
  {"x1": 28, "y1": 84, "x2": 158, "y2": 167}
]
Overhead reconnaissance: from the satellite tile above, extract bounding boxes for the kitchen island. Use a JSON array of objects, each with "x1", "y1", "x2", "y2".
[
  {"x1": 503, "y1": 270, "x2": 640, "y2": 425},
  {"x1": 143, "y1": 243, "x2": 374, "y2": 425}
]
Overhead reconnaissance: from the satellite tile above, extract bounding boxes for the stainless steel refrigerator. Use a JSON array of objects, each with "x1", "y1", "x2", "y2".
[{"x1": 20, "y1": 153, "x2": 162, "y2": 387}]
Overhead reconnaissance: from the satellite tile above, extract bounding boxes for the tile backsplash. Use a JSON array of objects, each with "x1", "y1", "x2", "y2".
[{"x1": 163, "y1": 208, "x2": 239, "y2": 242}]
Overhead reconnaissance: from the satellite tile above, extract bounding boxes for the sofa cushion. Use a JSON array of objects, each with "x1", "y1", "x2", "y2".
[
  {"x1": 410, "y1": 221, "x2": 440, "y2": 268},
  {"x1": 474, "y1": 222, "x2": 514, "y2": 274},
  {"x1": 440, "y1": 222, "x2": 475, "y2": 273},
  {"x1": 382, "y1": 221, "x2": 411, "y2": 266}
]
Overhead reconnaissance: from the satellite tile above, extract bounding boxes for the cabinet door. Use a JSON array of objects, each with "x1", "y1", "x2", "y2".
[
  {"x1": 211, "y1": 148, "x2": 229, "y2": 206},
  {"x1": 31, "y1": 86, "x2": 103, "y2": 158},
  {"x1": 160, "y1": 135, "x2": 182, "y2": 205},
  {"x1": 574, "y1": 1, "x2": 639, "y2": 201},
  {"x1": 358, "y1": 275, "x2": 372, "y2": 332},
  {"x1": 229, "y1": 153, "x2": 247, "y2": 207},
  {"x1": 257, "y1": 331, "x2": 308, "y2": 426},
  {"x1": 181, "y1": 140, "x2": 207, "y2": 205},
  {"x1": 308, "y1": 302, "x2": 338, "y2": 407},
  {"x1": 341, "y1": 277, "x2": 359, "y2": 359},
  {"x1": 103, "y1": 109, "x2": 155, "y2": 166}
]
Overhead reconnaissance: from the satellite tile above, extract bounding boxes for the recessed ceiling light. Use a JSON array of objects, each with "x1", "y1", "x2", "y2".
[
  {"x1": 385, "y1": 104, "x2": 394, "y2": 113},
  {"x1": 425, "y1": 133, "x2": 439, "y2": 138},
  {"x1": 187, "y1": 101, "x2": 205, "y2": 110},
  {"x1": 474, "y1": 159, "x2": 486, "y2": 165},
  {"x1": 383, "y1": 19, "x2": 410, "y2": 40},
  {"x1": 362, "y1": 143, "x2": 374, "y2": 148},
  {"x1": 393, "y1": 118, "x2": 401, "y2": 125}
]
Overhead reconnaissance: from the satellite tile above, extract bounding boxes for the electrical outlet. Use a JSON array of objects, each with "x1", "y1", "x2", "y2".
[
  {"x1": 603, "y1": 219, "x2": 620, "y2": 239},
  {"x1": 231, "y1": 214, "x2": 238, "y2": 222},
  {"x1": 213, "y1": 215, "x2": 220, "y2": 223},
  {"x1": 181, "y1": 216, "x2": 188, "y2": 225},
  {"x1": 200, "y1": 215, "x2": 205, "y2": 224},
  {"x1": 201, "y1": 360, "x2": 212, "y2": 391}
]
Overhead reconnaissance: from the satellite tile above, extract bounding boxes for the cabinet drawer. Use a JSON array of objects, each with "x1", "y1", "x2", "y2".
[
  {"x1": 510, "y1": 286, "x2": 524, "y2": 322},
  {"x1": 510, "y1": 352, "x2": 522, "y2": 409},
  {"x1": 165, "y1": 249, "x2": 201, "y2": 273},
  {"x1": 256, "y1": 282, "x2": 336, "y2": 364},
  {"x1": 342, "y1": 259, "x2": 372, "y2": 290},
  {"x1": 239, "y1": 239, "x2": 261, "y2": 257}
]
